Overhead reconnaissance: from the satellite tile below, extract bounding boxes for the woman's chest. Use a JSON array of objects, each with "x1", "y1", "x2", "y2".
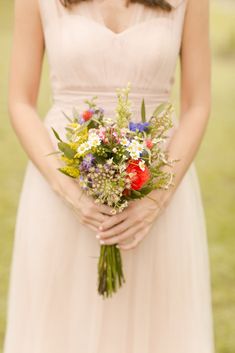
[{"x1": 41, "y1": 0, "x2": 186, "y2": 90}]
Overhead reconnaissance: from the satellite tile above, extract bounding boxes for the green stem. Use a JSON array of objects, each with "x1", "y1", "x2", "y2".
[{"x1": 97, "y1": 244, "x2": 125, "y2": 298}]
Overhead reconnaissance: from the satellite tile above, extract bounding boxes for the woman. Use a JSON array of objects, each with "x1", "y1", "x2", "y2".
[{"x1": 3, "y1": 0, "x2": 215, "y2": 352}]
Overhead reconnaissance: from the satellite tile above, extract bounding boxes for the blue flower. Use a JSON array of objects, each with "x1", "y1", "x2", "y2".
[{"x1": 129, "y1": 121, "x2": 150, "y2": 132}]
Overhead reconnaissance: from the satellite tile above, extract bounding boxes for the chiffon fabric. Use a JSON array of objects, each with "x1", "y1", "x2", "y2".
[{"x1": 3, "y1": 0, "x2": 215, "y2": 352}]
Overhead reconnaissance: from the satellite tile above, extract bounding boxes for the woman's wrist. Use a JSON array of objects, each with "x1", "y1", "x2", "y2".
[
  {"x1": 147, "y1": 187, "x2": 174, "y2": 213},
  {"x1": 50, "y1": 172, "x2": 82, "y2": 201}
]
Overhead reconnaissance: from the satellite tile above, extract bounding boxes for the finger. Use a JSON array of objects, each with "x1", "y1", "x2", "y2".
[
  {"x1": 117, "y1": 237, "x2": 140, "y2": 251},
  {"x1": 99, "y1": 211, "x2": 128, "y2": 231},
  {"x1": 95, "y1": 203, "x2": 114, "y2": 216},
  {"x1": 87, "y1": 223, "x2": 99, "y2": 232},
  {"x1": 117, "y1": 229, "x2": 147, "y2": 250},
  {"x1": 98, "y1": 218, "x2": 135, "y2": 239},
  {"x1": 89, "y1": 212, "x2": 110, "y2": 223},
  {"x1": 99, "y1": 223, "x2": 143, "y2": 246},
  {"x1": 72, "y1": 208, "x2": 101, "y2": 230},
  {"x1": 80, "y1": 205, "x2": 110, "y2": 223},
  {"x1": 83, "y1": 203, "x2": 113, "y2": 221},
  {"x1": 82, "y1": 216, "x2": 101, "y2": 229}
]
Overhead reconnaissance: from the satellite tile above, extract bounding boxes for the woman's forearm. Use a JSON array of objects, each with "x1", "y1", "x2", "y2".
[
  {"x1": 150, "y1": 105, "x2": 210, "y2": 208},
  {"x1": 9, "y1": 101, "x2": 71, "y2": 194}
]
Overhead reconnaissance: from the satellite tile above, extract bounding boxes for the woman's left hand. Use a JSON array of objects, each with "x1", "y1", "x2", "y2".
[{"x1": 96, "y1": 190, "x2": 172, "y2": 250}]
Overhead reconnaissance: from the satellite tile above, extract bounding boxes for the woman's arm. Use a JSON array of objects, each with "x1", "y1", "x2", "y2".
[
  {"x1": 97, "y1": 0, "x2": 211, "y2": 249},
  {"x1": 154, "y1": 0, "x2": 211, "y2": 206},
  {"x1": 9, "y1": 0, "x2": 111, "y2": 231}
]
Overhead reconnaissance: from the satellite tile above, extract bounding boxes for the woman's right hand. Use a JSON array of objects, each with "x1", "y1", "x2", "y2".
[{"x1": 53, "y1": 175, "x2": 113, "y2": 232}]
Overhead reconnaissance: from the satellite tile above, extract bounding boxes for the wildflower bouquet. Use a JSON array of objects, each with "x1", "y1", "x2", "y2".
[{"x1": 51, "y1": 83, "x2": 177, "y2": 298}]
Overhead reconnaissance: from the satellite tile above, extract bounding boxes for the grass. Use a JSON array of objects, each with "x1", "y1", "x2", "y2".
[{"x1": 0, "y1": 1, "x2": 235, "y2": 352}]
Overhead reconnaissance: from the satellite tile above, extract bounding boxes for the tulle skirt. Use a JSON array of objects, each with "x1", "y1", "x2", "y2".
[{"x1": 3, "y1": 103, "x2": 215, "y2": 353}]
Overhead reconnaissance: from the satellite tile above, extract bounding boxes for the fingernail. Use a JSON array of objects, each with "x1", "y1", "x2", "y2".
[
  {"x1": 99, "y1": 226, "x2": 103, "y2": 230},
  {"x1": 100, "y1": 240, "x2": 105, "y2": 245},
  {"x1": 96, "y1": 234, "x2": 100, "y2": 239}
]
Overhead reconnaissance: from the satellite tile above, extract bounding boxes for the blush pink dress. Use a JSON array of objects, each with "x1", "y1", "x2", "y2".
[{"x1": 3, "y1": 0, "x2": 215, "y2": 352}]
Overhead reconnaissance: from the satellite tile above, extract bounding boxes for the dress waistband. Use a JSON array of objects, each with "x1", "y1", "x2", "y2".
[
  {"x1": 52, "y1": 89, "x2": 171, "y2": 108},
  {"x1": 45, "y1": 89, "x2": 178, "y2": 128}
]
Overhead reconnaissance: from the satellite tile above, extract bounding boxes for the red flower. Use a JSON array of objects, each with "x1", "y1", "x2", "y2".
[
  {"x1": 146, "y1": 139, "x2": 153, "y2": 149},
  {"x1": 126, "y1": 159, "x2": 150, "y2": 191},
  {"x1": 82, "y1": 110, "x2": 93, "y2": 121}
]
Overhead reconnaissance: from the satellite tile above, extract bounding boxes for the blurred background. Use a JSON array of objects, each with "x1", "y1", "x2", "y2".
[{"x1": 0, "y1": 0, "x2": 234, "y2": 352}]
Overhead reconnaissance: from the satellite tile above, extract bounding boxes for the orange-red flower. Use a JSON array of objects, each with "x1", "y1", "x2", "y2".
[
  {"x1": 126, "y1": 159, "x2": 150, "y2": 190},
  {"x1": 82, "y1": 110, "x2": 93, "y2": 121}
]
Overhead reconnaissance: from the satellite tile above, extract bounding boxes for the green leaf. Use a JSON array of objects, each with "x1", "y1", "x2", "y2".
[
  {"x1": 62, "y1": 110, "x2": 73, "y2": 122},
  {"x1": 51, "y1": 127, "x2": 63, "y2": 142},
  {"x1": 83, "y1": 96, "x2": 98, "y2": 108},
  {"x1": 45, "y1": 151, "x2": 61, "y2": 157},
  {"x1": 76, "y1": 120, "x2": 90, "y2": 133},
  {"x1": 58, "y1": 142, "x2": 76, "y2": 159},
  {"x1": 65, "y1": 127, "x2": 74, "y2": 133},
  {"x1": 131, "y1": 190, "x2": 143, "y2": 198},
  {"x1": 139, "y1": 186, "x2": 153, "y2": 195},
  {"x1": 141, "y1": 98, "x2": 146, "y2": 123}
]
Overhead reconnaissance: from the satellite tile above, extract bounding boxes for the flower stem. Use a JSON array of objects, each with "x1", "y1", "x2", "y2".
[{"x1": 97, "y1": 244, "x2": 125, "y2": 298}]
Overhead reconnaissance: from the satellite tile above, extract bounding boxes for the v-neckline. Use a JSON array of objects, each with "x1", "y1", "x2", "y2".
[
  {"x1": 70, "y1": 14, "x2": 163, "y2": 39},
  {"x1": 69, "y1": 1, "x2": 142, "y2": 37}
]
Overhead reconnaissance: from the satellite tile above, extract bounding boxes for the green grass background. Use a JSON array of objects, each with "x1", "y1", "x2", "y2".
[{"x1": 0, "y1": 1, "x2": 235, "y2": 352}]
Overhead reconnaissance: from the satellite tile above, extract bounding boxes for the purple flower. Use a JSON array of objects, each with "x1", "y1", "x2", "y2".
[
  {"x1": 129, "y1": 121, "x2": 150, "y2": 132},
  {"x1": 80, "y1": 153, "x2": 95, "y2": 170}
]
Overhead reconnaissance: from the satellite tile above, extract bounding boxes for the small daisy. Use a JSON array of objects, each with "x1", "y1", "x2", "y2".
[
  {"x1": 88, "y1": 132, "x2": 101, "y2": 147},
  {"x1": 120, "y1": 137, "x2": 130, "y2": 146}
]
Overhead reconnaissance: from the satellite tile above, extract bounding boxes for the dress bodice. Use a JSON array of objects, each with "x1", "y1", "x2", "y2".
[{"x1": 38, "y1": 0, "x2": 187, "y2": 118}]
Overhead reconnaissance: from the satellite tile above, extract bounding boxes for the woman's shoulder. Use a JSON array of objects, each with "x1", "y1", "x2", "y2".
[{"x1": 37, "y1": 0, "x2": 64, "y2": 28}]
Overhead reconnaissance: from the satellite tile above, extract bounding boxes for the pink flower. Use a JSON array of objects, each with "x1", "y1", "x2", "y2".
[{"x1": 145, "y1": 139, "x2": 153, "y2": 149}]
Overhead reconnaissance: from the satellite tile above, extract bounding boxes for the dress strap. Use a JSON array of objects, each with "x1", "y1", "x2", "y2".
[{"x1": 38, "y1": 0, "x2": 65, "y2": 28}]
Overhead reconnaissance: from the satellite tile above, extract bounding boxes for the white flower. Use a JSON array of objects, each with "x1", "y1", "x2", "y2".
[
  {"x1": 77, "y1": 142, "x2": 89, "y2": 155},
  {"x1": 120, "y1": 137, "x2": 130, "y2": 146},
  {"x1": 129, "y1": 151, "x2": 139, "y2": 160},
  {"x1": 88, "y1": 132, "x2": 101, "y2": 147},
  {"x1": 127, "y1": 140, "x2": 144, "y2": 158},
  {"x1": 139, "y1": 160, "x2": 146, "y2": 171},
  {"x1": 107, "y1": 158, "x2": 113, "y2": 165},
  {"x1": 103, "y1": 117, "x2": 113, "y2": 125}
]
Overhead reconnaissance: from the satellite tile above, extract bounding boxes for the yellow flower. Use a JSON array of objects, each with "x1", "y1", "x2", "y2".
[
  {"x1": 77, "y1": 128, "x2": 88, "y2": 142},
  {"x1": 68, "y1": 122, "x2": 81, "y2": 129},
  {"x1": 60, "y1": 166, "x2": 80, "y2": 178},
  {"x1": 69, "y1": 142, "x2": 80, "y2": 150},
  {"x1": 61, "y1": 156, "x2": 74, "y2": 165}
]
